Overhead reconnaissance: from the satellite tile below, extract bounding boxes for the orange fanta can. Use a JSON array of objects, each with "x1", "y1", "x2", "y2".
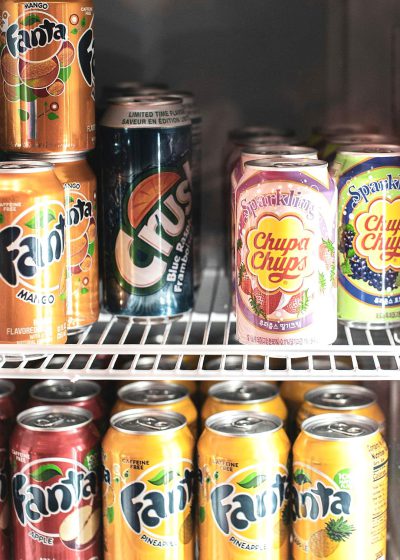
[
  {"x1": 0, "y1": 161, "x2": 67, "y2": 352},
  {"x1": 112, "y1": 381, "x2": 198, "y2": 437},
  {"x1": 198, "y1": 411, "x2": 290, "y2": 559},
  {"x1": 292, "y1": 414, "x2": 388, "y2": 560},
  {"x1": 0, "y1": 0, "x2": 95, "y2": 152},
  {"x1": 201, "y1": 381, "x2": 287, "y2": 427},
  {"x1": 102, "y1": 409, "x2": 195, "y2": 559}
]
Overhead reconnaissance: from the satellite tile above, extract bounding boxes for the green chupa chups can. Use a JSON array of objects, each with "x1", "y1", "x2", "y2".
[
  {"x1": 99, "y1": 95, "x2": 193, "y2": 322},
  {"x1": 335, "y1": 144, "x2": 400, "y2": 328}
]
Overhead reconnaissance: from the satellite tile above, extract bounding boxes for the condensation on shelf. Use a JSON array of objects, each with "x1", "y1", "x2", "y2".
[{"x1": 1, "y1": 269, "x2": 400, "y2": 380}]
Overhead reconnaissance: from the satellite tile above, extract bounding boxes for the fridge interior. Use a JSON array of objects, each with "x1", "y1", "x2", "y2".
[{"x1": 2, "y1": 0, "x2": 400, "y2": 557}]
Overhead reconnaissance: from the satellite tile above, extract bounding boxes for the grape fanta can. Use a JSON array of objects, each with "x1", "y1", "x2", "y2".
[
  {"x1": 292, "y1": 414, "x2": 388, "y2": 560},
  {"x1": 100, "y1": 95, "x2": 193, "y2": 321},
  {"x1": 335, "y1": 145, "x2": 400, "y2": 328},
  {"x1": 198, "y1": 411, "x2": 291, "y2": 559}
]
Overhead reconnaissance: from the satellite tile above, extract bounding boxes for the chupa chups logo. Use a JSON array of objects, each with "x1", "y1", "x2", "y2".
[
  {"x1": 117, "y1": 462, "x2": 194, "y2": 547},
  {"x1": 210, "y1": 466, "x2": 289, "y2": 548},
  {"x1": 246, "y1": 213, "x2": 314, "y2": 293},
  {"x1": 353, "y1": 197, "x2": 400, "y2": 272},
  {"x1": 115, "y1": 169, "x2": 192, "y2": 295},
  {"x1": 0, "y1": 202, "x2": 65, "y2": 293},
  {"x1": 12, "y1": 457, "x2": 100, "y2": 549}
]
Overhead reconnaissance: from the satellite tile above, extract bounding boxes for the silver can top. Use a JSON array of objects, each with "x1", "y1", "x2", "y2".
[
  {"x1": 206, "y1": 411, "x2": 282, "y2": 437},
  {"x1": 242, "y1": 145, "x2": 318, "y2": 158},
  {"x1": 302, "y1": 414, "x2": 378, "y2": 440},
  {"x1": 101, "y1": 95, "x2": 190, "y2": 129},
  {"x1": 331, "y1": 133, "x2": 397, "y2": 145},
  {"x1": 111, "y1": 409, "x2": 186, "y2": 434},
  {"x1": 118, "y1": 381, "x2": 188, "y2": 405},
  {"x1": 17, "y1": 406, "x2": 93, "y2": 432},
  {"x1": 229, "y1": 125, "x2": 294, "y2": 140},
  {"x1": 245, "y1": 158, "x2": 327, "y2": 170},
  {"x1": 0, "y1": 161, "x2": 53, "y2": 173},
  {"x1": 304, "y1": 384, "x2": 376, "y2": 410},
  {"x1": 209, "y1": 381, "x2": 278, "y2": 404},
  {"x1": 10, "y1": 151, "x2": 88, "y2": 163},
  {"x1": 30, "y1": 380, "x2": 100, "y2": 404},
  {"x1": 0, "y1": 380, "x2": 15, "y2": 398},
  {"x1": 339, "y1": 144, "x2": 400, "y2": 156}
]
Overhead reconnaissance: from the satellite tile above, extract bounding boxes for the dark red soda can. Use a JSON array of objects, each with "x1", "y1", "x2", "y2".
[{"x1": 10, "y1": 405, "x2": 101, "y2": 559}]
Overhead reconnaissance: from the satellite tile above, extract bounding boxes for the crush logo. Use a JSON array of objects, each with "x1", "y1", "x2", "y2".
[
  {"x1": 12, "y1": 457, "x2": 100, "y2": 549},
  {"x1": 353, "y1": 197, "x2": 400, "y2": 272},
  {"x1": 210, "y1": 466, "x2": 289, "y2": 549},
  {"x1": 0, "y1": 202, "x2": 65, "y2": 294},
  {"x1": 246, "y1": 213, "x2": 314, "y2": 292},
  {"x1": 115, "y1": 169, "x2": 192, "y2": 295},
  {"x1": 118, "y1": 461, "x2": 194, "y2": 547}
]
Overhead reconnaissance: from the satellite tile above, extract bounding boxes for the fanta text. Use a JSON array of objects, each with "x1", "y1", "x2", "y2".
[
  {"x1": 0, "y1": 214, "x2": 65, "y2": 287},
  {"x1": 120, "y1": 469, "x2": 193, "y2": 535},
  {"x1": 348, "y1": 174, "x2": 400, "y2": 205},
  {"x1": 292, "y1": 481, "x2": 351, "y2": 521},
  {"x1": 240, "y1": 190, "x2": 315, "y2": 224},
  {"x1": 67, "y1": 199, "x2": 93, "y2": 226},
  {"x1": 12, "y1": 468, "x2": 97, "y2": 526},
  {"x1": 211, "y1": 474, "x2": 288, "y2": 536},
  {"x1": 7, "y1": 19, "x2": 67, "y2": 58}
]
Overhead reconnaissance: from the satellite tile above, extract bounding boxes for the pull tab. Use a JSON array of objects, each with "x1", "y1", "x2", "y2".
[
  {"x1": 237, "y1": 386, "x2": 253, "y2": 399},
  {"x1": 137, "y1": 416, "x2": 170, "y2": 431},
  {"x1": 144, "y1": 389, "x2": 171, "y2": 402},
  {"x1": 51, "y1": 384, "x2": 74, "y2": 398},
  {"x1": 233, "y1": 417, "x2": 262, "y2": 430},
  {"x1": 36, "y1": 414, "x2": 66, "y2": 428},
  {"x1": 322, "y1": 392, "x2": 349, "y2": 406},
  {"x1": 328, "y1": 422, "x2": 363, "y2": 437}
]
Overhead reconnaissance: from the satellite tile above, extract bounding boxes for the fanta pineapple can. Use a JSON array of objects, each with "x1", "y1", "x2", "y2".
[
  {"x1": 292, "y1": 414, "x2": 388, "y2": 560},
  {"x1": 102, "y1": 409, "x2": 195, "y2": 559},
  {"x1": 335, "y1": 145, "x2": 400, "y2": 328},
  {"x1": 0, "y1": 161, "x2": 67, "y2": 354},
  {"x1": 0, "y1": 0, "x2": 95, "y2": 152},
  {"x1": 235, "y1": 158, "x2": 337, "y2": 346},
  {"x1": 10, "y1": 405, "x2": 101, "y2": 558},
  {"x1": 198, "y1": 411, "x2": 290, "y2": 559},
  {"x1": 100, "y1": 95, "x2": 193, "y2": 322}
]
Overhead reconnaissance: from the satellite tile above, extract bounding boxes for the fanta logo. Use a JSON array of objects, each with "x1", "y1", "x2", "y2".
[
  {"x1": 12, "y1": 463, "x2": 97, "y2": 527},
  {"x1": 210, "y1": 470, "x2": 288, "y2": 541},
  {"x1": 292, "y1": 481, "x2": 351, "y2": 521},
  {"x1": 115, "y1": 169, "x2": 192, "y2": 295},
  {"x1": 246, "y1": 214, "x2": 314, "y2": 292},
  {"x1": 6, "y1": 15, "x2": 66, "y2": 59},
  {"x1": 0, "y1": 209, "x2": 65, "y2": 288},
  {"x1": 120, "y1": 468, "x2": 193, "y2": 537},
  {"x1": 78, "y1": 26, "x2": 94, "y2": 87},
  {"x1": 67, "y1": 198, "x2": 92, "y2": 227},
  {"x1": 354, "y1": 197, "x2": 400, "y2": 271}
]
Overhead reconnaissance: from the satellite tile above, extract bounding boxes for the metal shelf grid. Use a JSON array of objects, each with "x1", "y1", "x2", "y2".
[{"x1": 1, "y1": 269, "x2": 400, "y2": 380}]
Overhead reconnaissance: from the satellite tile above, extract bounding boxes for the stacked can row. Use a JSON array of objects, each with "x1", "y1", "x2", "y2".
[
  {"x1": 228, "y1": 124, "x2": 400, "y2": 345},
  {"x1": 0, "y1": 378, "x2": 387, "y2": 559}
]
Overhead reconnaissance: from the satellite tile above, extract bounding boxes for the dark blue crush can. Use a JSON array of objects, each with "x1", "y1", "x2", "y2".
[{"x1": 99, "y1": 96, "x2": 193, "y2": 322}]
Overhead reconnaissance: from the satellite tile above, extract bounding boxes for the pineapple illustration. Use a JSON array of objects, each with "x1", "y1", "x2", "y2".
[{"x1": 309, "y1": 517, "x2": 354, "y2": 557}]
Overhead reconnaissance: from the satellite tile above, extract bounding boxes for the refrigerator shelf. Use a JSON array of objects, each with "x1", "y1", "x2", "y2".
[{"x1": 1, "y1": 269, "x2": 400, "y2": 380}]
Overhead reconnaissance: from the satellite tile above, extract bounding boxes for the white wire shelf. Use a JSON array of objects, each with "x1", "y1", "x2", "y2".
[{"x1": 1, "y1": 268, "x2": 400, "y2": 380}]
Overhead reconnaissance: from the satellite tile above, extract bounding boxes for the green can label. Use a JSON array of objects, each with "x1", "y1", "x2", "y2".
[{"x1": 336, "y1": 153, "x2": 400, "y2": 324}]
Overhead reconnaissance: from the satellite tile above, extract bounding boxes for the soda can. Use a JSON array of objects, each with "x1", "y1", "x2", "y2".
[
  {"x1": 112, "y1": 381, "x2": 198, "y2": 437},
  {"x1": 10, "y1": 405, "x2": 101, "y2": 558},
  {"x1": 319, "y1": 133, "x2": 396, "y2": 165},
  {"x1": 235, "y1": 158, "x2": 337, "y2": 345},
  {"x1": 280, "y1": 380, "x2": 357, "y2": 417},
  {"x1": 335, "y1": 144, "x2": 400, "y2": 327},
  {"x1": 0, "y1": 161, "x2": 67, "y2": 354},
  {"x1": 307, "y1": 123, "x2": 379, "y2": 157},
  {"x1": 102, "y1": 409, "x2": 195, "y2": 559},
  {"x1": 201, "y1": 381, "x2": 287, "y2": 427},
  {"x1": 296, "y1": 384, "x2": 385, "y2": 434},
  {"x1": 28, "y1": 379, "x2": 106, "y2": 431},
  {"x1": 292, "y1": 414, "x2": 388, "y2": 560},
  {"x1": 100, "y1": 95, "x2": 193, "y2": 321},
  {"x1": 116, "y1": 378, "x2": 198, "y2": 397},
  {"x1": 168, "y1": 90, "x2": 202, "y2": 288},
  {"x1": 0, "y1": 0, "x2": 95, "y2": 153},
  {"x1": 10, "y1": 152, "x2": 99, "y2": 334},
  {"x1": 0, "y1": 421, "x2": 9, "y2": 559},
  {"x1": 198, "y1": 411, "x2": 290, "y2": 558}
]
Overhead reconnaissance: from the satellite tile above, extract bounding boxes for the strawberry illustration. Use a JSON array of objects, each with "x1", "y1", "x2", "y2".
[
  {"x1": 238, "y1": 263, "x2": 252, "y2": 295},
  {"x1": 319, "y1": 239, "x2": 335, "y2": 268},
  {"x1": 283, "y1": 289, "x2": 310, "y2": 316},
  {"x1": 250, "y1": 288, "x2": 281, "y2": 318}
]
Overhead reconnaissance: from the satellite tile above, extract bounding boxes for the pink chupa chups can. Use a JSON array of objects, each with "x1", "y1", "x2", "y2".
[{"x1": 235, "y1": 158, "x2": 337, "y2": 346}]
